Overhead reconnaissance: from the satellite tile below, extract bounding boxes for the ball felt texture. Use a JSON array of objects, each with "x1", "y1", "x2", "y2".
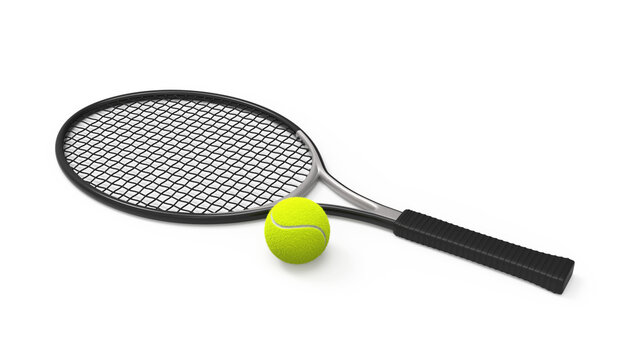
[{"x1": 264, "y1": 197, "x2": 330, "y2": 264}]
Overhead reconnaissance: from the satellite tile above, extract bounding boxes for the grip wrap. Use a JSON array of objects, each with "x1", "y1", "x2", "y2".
[{"x1": 393, "y1": 210, "x2": 574, "y2": 294}]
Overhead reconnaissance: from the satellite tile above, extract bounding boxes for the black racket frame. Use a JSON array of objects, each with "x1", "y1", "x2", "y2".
[{"x1": 56, "y1": 90, "x2": 394, "y2": 228}]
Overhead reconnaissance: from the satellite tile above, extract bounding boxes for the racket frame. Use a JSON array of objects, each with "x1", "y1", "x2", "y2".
[{"x1": 56, "y1": 90, "x2": 399, "y2": 228}]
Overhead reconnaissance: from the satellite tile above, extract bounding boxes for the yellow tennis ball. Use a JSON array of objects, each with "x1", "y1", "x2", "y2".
[{"x1": 264, "y1": 197, "x2": 330, "y2": 264}]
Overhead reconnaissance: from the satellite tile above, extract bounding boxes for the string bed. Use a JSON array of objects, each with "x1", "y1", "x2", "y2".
[{"x1": 62, "y1": 97, "x2": 313, "y2": 214}]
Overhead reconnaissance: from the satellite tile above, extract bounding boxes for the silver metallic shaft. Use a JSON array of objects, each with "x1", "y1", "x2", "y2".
[{"x1": 296, "y1": 130, "x2": 401, "y2": 221}]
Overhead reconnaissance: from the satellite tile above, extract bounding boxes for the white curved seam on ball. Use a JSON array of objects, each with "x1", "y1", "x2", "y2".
[{"x1": 270, "y1": 213, "x2": 328, "y2": 245}]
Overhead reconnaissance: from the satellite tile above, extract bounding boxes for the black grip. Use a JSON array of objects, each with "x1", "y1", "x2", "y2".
[{"x1": 393, "y1": 210, "x2": 574, "y2": 294}]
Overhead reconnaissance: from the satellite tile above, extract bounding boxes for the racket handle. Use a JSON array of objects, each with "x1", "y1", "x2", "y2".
[{"x1": 393, "y1": 210, "x2": 574, "y2": 294}]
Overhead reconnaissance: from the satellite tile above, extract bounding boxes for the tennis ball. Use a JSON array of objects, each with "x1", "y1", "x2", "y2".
[{"x1": 264, "y1": 197, "x2": 330, "y2": 264}]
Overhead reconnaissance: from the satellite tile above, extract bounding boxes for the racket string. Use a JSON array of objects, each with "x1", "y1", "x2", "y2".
[{"x1": 63, "y1": 96, "x2": 312, "y2": 214}]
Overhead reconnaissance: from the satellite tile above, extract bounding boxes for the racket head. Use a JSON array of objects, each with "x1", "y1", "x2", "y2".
[{"x1": 56, "y1": 90, "x2": 320, "y2": 223}]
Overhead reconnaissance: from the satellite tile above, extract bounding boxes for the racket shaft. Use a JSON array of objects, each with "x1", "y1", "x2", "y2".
[{"x1": 393, "y1": 210, "x2": 574, "y2": 293}]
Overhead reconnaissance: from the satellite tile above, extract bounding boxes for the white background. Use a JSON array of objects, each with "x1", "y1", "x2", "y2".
[{"x1": 1, "y1": 1, "x2": 638, "y2": 359}]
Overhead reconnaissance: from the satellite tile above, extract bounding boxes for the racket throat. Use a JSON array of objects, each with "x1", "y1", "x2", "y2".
[{"x1": 296, "y1": 130, "x2": 401, "y2": 221}]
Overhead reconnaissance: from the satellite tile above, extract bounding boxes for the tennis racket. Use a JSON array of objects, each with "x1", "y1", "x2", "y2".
[{"x1": 56, "y1": 90, "x2": 574, "y2": 293}]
